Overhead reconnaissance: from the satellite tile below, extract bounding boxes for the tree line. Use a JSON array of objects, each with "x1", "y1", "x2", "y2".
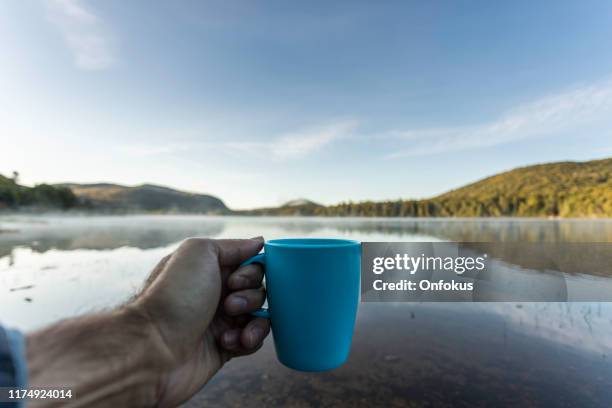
[{"x1": 0, "y1": 172, "x2": 78, "y2": 210}]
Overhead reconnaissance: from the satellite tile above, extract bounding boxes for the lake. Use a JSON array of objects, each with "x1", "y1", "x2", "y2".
[{"x1": 1, "y1": 215, "x2": 612, "y2": 407}]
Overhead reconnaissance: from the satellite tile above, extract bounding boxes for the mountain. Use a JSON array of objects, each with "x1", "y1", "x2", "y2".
[
  {"x1": 58, "y1": 183, "x2": 229, "y2": 214},
  {"x1": 283, "y1": 198, "x2": 321, "y2": 207},
  {"x1": 249, "y1": 158, "x2": 612, "y2": 218},
  {"x1": 241, "y1": 198, "x2": 324, "y2": 216}
]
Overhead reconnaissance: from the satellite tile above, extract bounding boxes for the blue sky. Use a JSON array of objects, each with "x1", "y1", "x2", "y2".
[{"x1": 1, "y1": 1, "x2": 612, "y2": 209}]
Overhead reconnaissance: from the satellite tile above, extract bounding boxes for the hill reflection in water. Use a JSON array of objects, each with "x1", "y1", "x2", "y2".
[{"x1": 1, "y1": 216, "x2": 611, "y2": 254}]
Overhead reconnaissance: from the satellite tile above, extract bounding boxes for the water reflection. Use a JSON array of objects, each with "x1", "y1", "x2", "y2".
[
  {"x1": 271, "y1": 217, "x2": 612, "y2": 243},
  {"x1": 1, "y1": 216, "x2": 611, "y2": 256},
  {"x1": 0, "y1": 215, "x2": 227, "y2": 255},
  {"x1": 1, "y1": 215, "x2": 612, "y2": 407},
  {"x1": 189, "y1": 303, "x2": 612, "y2": 408}
]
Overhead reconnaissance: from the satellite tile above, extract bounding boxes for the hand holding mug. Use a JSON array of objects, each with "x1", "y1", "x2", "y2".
[
  {"x1": 26, "y1": 237, "x2": 360, "y2": 408},
  {"x1": 130, "y1": 237, "x2": 272, "y2": 407}
]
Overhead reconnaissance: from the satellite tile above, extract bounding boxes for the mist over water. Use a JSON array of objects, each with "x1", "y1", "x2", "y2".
[{"x1": 1, "y1": 215, "x2": 611, "y2": 407}]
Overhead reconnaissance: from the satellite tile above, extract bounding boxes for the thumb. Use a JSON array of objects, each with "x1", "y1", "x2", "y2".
[{"x1": 216, "y1": 237, "x2": 264, "y2": 266}]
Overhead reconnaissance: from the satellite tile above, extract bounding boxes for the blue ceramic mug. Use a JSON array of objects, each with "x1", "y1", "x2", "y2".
[{"x1": 242, "y1": 238, "x2": 361, "y2": 371}]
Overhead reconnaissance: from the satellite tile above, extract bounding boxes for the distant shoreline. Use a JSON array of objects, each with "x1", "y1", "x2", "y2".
[
  {"x1": 2, "y1": 157, "x2": 611, "y2": 218},
  {"x1": 1, "y1": 210, "x2": 610, "y2": 220}
]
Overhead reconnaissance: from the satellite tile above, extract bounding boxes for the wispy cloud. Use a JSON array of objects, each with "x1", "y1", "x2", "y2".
[
  {"x1": 120, "y1": 120, "x2": 358, "y2": 160},
  {"x1": 385, "y1": 76, "x2": 612, "y2": 158},
  {"x1": 46, "y1": 0, "x2": 115, "y2": 70},
  {"x1": 233, "y1": 120, "x2": 357, "y2": 160},
  {"x1": 118, "y1": 142, "x2": 201, "y2": 157}
]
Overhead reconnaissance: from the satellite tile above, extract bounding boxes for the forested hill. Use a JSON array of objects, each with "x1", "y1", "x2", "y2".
[
  {"x1": 2, "y1": 158, "x2": 611, "y2": 217},
  {"x1": 434, "y1": 158, "x2": 611, "y2": 217},
  {"x1": 0, "y1": 176, "x2": 228, "y2": 214},
  {"x1": 58, "y1": 183, "x2": 229, "y2": 214},
  {"x1": 250, "y1": 158, "x2": 612, "y2": 218}
]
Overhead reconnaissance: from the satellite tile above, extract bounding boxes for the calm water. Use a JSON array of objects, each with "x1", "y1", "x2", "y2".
[{"x1": 1, "y1": 215, "x2": 612, "y2": 407}]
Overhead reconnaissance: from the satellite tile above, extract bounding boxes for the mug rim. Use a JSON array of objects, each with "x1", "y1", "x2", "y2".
[{"x1": 265, "y1": 238, "x2": 360, "y2": 249}]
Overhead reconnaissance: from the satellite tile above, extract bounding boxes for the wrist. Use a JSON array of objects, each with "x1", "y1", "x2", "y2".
[
  {"x1": 119, "y1": 303, "x2": 176, "y2": 402},
  {"x1": 26, "y1": 306, "x2": 173, "y2": 407}
]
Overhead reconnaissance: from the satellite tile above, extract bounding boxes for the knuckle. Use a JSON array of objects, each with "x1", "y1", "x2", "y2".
[
  {"x1": 240, "y1": 263, "x2": 261, "y2": 277},
  {"x1": 181, "y1": 237, "x2": 216, "y2": 252}
]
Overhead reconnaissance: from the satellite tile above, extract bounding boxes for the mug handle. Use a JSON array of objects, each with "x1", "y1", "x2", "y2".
[{"x1": 240, "y1": 252, "x2": 270, "y2": 319}]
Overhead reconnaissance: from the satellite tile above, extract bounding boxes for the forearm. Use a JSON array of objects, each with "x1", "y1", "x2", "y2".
[{"x1": 26, "y1": 306, "x2": 170, "y2": 407}]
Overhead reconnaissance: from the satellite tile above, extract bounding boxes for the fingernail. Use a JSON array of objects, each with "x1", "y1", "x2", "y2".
[
  {"x1": 227, "y1": 296, "x2": 248, "y2": 313},
  {"x1": 223, "y1": 331, "x2": 238, "y2": 345}
]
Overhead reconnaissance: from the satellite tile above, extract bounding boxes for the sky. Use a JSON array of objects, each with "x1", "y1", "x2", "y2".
[{"x1": 1, "y1": 1, "x2": 612, "y2": 209}]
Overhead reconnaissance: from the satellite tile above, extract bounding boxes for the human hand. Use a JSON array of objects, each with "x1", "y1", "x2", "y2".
[{"x1": 132, "y1": 236, "x2": 270, "y2": 407}]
